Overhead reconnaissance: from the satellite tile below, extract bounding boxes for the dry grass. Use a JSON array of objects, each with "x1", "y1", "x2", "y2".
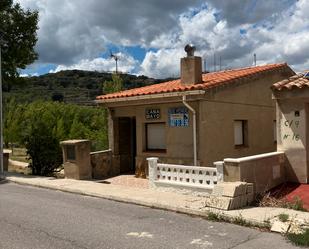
[
  {"x1": 259, "y1": 192, "x2": 306, "y2": 212},
  {"x1": 259, "y1": 192, "x2": 289, "y2": 207}
]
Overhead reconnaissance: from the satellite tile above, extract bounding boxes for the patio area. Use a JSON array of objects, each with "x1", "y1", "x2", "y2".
[{"x1": 98, "y1": 174, "x2": 149, "y2": 189}]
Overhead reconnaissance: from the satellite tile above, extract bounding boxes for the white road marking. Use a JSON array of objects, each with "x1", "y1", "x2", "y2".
[
  {"x1": 190, "y1": 238, "x2": 213, "y2": 248},
  {"x1": 126, "y1": 232, "x2": 153, "y2": 238}
]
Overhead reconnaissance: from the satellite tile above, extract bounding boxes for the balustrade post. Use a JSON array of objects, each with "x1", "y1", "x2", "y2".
[
  {"x1": 147, "y1": 157, "x2": 158, "y2": 188},
  {"x1": 214, "y1": 161, "x2": 224, "y2": 182}
]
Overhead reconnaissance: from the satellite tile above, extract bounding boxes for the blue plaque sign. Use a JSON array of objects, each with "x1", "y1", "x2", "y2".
[{"x1": 168, "y1": 107, "x2": 189, "y2": 127}]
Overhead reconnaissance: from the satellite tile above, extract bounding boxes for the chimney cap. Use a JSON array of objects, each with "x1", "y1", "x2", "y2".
[{"x1": 184, "y1": 44, "x2": 196, "y2": 57}]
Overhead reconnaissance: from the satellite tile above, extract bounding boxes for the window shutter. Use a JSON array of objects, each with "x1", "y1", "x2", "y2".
[
  {"x1": 147, "y1": 123, "x2": 166, "y2": 150},
  {"x1": 234, "y1": 121, "x2": 244, "y2": 145}
]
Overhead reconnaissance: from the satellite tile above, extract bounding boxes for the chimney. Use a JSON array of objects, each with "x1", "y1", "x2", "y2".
[{"x1": 180, "y1": 44, "x2": 203, "y2": 85}]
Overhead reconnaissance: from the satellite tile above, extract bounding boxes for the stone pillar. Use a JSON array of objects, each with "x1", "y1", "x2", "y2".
[
  {"x1": 147, "y1": 157, "x2": 158, "y2": 188},
  {"x1": 60, "y1": 140, "x2": 92, "y2": 180},
  {"x1": 214, "y1": 161, "x2": 224, "y2": 182}
]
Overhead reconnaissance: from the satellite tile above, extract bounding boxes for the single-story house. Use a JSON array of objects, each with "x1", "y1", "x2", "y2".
[
  {"x1": 96, "y1": 47, "x2": 295, "y2": 178},
  {"x1": 272, "y1": 72, "x2": 309, "y2": 183}
]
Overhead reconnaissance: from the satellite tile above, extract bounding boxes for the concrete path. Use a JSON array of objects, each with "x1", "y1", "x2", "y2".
[
  {"x1": 9, "y1": 159, "x2": 29, "y2": 168},
  {"x1": 4, "y1": 173, "x2": 309, "y2": 229},
  {"x1": 0, "y1": 183, "x2": 300, "y2": 249}
]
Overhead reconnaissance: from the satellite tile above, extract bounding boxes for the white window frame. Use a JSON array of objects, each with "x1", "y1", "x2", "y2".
[{"x1": 234, "y1": 120, "x2": 247, "y2": 146}]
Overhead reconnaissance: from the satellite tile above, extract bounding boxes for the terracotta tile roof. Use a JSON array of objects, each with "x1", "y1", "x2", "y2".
[
  {"x1": 272, "y1": 72, "x2": 309, "y2": 90},
  {"x1": 97, "y1": 63, "x2": 290, "y2": 101}
]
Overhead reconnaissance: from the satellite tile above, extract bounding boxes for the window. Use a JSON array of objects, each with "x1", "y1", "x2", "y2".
[
  {"x1": 146, "y1": 123, "x2": 166, "y2": 151},
  {"x1": 234, "y1": 120, "x2": 248, "y2": 146}
]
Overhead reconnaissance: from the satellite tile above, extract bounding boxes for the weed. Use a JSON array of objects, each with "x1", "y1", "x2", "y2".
[
  {"x1": 207, "y1": 211, "x2": 221, "y2": 221},
  {"x1": 278, "y1": 213, "x2": 289, "y2": 222},
  {"x1": 287, "y1": 229, "x2": 309, "y2": 247},
  {"x1": 232, "y1": 214, "x2": 252, "y2": 227},
  {"x1": 288, "y1": 197, "x2": 306, "y2": 212}
]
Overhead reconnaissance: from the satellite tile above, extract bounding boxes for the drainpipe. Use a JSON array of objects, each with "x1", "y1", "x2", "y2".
[{"x1": 182, "y1": 95, "x2": 197, "y2": 166}]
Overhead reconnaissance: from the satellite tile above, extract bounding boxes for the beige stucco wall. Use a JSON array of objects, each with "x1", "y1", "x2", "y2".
[
  {"x1": 275, "y1": 92, "x2": 309, "y2": 183},
  {"x1": 198, "y1": 73, "x2": 288, "y2": 167},
  {"x1": 105, "y1": 68, "x2": 293, "y2": 176},
  {"x1": 110, "y1": 101, "x2": 198, "y2": 167}
]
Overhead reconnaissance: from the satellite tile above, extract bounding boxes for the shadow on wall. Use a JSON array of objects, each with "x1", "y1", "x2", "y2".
[{"x1": 90, "y1": 149, "x2": 115, "y2": 179}]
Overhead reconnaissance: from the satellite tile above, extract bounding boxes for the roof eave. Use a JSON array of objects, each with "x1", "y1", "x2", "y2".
[{"x1": 95, "y1": 90, "x2": 206, "y2": 104}]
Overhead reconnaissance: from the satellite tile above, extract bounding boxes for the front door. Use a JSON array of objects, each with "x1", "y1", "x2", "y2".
[{"x1": 118, "y1": 117, "x2": 136, "y2": 173}]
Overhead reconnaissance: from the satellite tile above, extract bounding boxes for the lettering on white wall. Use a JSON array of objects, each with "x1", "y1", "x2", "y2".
[{"x1": 282, "y1": 118, "x2": 300, "y2": 141}]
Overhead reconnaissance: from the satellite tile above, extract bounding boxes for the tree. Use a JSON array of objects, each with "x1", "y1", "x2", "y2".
[
  {"x1": 103, "y1": 73, "x2": 123, "y2": 94},
  {"x1": 0, "y1": 0, "x2": 39, "y2": 91},
  {"x1": 3, "y1": 98, "x2": 24, "y2": 150}
]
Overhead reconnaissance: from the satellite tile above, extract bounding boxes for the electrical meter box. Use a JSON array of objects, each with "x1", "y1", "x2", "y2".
[{"x1": 60, "y1": 140, "x2": 92, "y2": 180}]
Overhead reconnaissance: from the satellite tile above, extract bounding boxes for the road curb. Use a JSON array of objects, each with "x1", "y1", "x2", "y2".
[{"x1": 7, "y1": 177, "x2": 268, "y2": 229}]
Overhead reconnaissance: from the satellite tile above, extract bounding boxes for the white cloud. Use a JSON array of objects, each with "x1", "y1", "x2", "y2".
[
  {"x1": 15, "y1": 0, "x2": 202, "y2": 65},
  {"x1": 14, "y1": 0, "x2": 309, "y2": 78},
  {"x1": 140, "y1": 0, "x2": 309, "y2": 77},
  {"x1": 52, "y1": 53, "x2": 138, "y2": 73}
]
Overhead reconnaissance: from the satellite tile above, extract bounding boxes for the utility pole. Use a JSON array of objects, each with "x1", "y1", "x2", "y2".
[
  {"x1": 219, "y1": 56, "x2": 222, "y2": 71},
  {"x1": 214, "y1": 53, "x2": 216, "y2": 72},
  {"x1": 254, "y1": 53, "x2": 257, "y2": 66},
  {"x1": 110, "y1": 52, "x2": 119, "y2": 74},
  {"x1": 0, "y1": 42, "x2": 4, "y2": 179}
]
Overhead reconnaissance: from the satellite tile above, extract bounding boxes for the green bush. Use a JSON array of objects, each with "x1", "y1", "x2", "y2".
[
  {"x1": 4, "y1": 99, "x2": 109, "y2": 176},
  {"x1": 24, "y1": 120, "x2": 62, "y2": 176}
]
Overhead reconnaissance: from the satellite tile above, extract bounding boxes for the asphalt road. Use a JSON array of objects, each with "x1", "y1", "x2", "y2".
[{"x1": 0, "y1": 182, "x2": 300, "y2": 249}]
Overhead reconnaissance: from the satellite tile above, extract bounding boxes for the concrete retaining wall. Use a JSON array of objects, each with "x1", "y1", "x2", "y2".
[{"x1": 223, "y1": 151, "x2": 286, "y2": 194}]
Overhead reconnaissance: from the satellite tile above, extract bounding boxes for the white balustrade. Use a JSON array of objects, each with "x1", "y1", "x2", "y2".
[{"x1": 147, "y1": 158, "x2": 224, "y2": 191}]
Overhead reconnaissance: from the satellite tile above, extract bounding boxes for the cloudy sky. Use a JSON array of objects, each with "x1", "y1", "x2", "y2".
[{"x1": 16, "y1": 0, "x2": 309, "y2": 78}]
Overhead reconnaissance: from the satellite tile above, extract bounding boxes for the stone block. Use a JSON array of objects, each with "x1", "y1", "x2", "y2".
[
  {"x1": 246, "y1": 183, "x2": 254, "y2": 194},
  {"x1": 271, "y1": 221, "x2": 290, "y2": 234},
  {"x1": 205, "y1": 196, "x2": 232, "y2": 210},
  {"x1": 247, "y1": 192, "x2": 254, "y2": 205},
  {"x1": 212, "y1": 185, "x2": 224, "y2": 196},
  {"x1": 217, "y1": 182, "x2": 247, "y2": 197},
  {"x1": 241, "y1": 195, "x2": 248, "y2": 207},
  {"x1": 229, "y1": 196, "x2": 242, "y2": 210}
]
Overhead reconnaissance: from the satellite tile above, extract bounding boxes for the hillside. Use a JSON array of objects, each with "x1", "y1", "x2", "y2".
[{"x1": 4, "y1": 70, "x2": 170, "y2": 105}]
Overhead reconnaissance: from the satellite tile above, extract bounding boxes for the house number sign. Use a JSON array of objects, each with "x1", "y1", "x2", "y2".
[{"x1": 145, "y1": 108, "x2": 160, "y2": 120}]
